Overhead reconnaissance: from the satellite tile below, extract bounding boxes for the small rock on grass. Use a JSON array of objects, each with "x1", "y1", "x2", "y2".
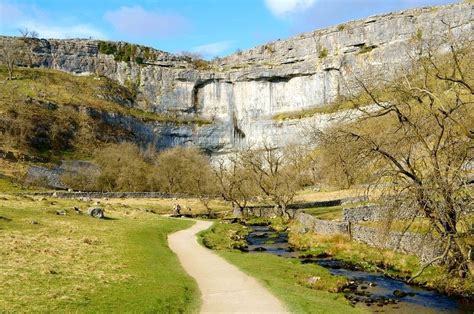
[
  {"x1": 56, "y1": 210, "x2": 67, "y2": 216},
  {"x1": 88, "y1": 207, "x2": 105, "y2": 219},
  {"x1": 307, "y1": 276, "x2": 321, "y2": 284}
]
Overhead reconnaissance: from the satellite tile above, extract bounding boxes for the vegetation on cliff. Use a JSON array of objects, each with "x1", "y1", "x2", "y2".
[{"x1": 0, "y1": 66, "x2": 209, "y2": 163}]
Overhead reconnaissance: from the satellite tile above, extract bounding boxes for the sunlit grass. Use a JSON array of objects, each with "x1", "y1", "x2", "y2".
[{"x1": 0, "y1": 194, "x2": 199, "y2": 312}]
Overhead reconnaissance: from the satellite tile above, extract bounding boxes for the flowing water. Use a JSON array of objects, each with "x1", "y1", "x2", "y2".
[{"x1": 245, "y1": 225, "x2": 474, "y2": 313}]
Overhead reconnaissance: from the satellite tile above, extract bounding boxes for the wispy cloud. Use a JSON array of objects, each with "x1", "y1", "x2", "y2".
[
  {"x1": 104, "y1": 6, "x2": 188, "y2": 39},
  {"x1": 20, "y1": 21, "x2": 105, "y2": 39},
  {"x1": 0, "y1": 1, "x2": 105, "y2": 39},
  {"x1": 0, "y1": 2, "x2": 24, "y2": 24},
  {"x1": 191, "y1": 40, "x2": 236, "y2": 58},
  {"x1": 264, "y1": 0, "x2": 317, "y2": 17}
]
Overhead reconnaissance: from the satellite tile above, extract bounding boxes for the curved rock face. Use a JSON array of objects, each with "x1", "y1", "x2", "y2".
[{"x1": 1, "y1": 3, "x2": 472, "y2": 153}]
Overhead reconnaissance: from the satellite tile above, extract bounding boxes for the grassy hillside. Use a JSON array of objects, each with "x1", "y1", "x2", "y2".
[
  {"x1": 0, "y1": 194, "x2": 200, "y2": 312},
  {"x1": 0, "y1": 66, "x2": 209, "y2": 163}
]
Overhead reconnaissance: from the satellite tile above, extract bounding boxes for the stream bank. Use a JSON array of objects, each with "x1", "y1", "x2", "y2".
[{"x1": 245, "y1": 225, "x2": 474, "y2": 313}]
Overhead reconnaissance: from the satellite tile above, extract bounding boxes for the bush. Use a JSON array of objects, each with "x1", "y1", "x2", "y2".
[
  {"x1": 318, "y1": 47, "x2": 328, "y2": 59},
  {"x1": 98, "y1": 41, "x2": 117, "y2": 55}
]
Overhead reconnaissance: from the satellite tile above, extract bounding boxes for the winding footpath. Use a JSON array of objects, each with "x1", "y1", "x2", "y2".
[{"x1": 168, "y1": 220, "x2": 288, "y2": 313}]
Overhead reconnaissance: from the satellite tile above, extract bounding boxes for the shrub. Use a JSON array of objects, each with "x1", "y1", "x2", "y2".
[
  {"x1": 98, "y1": 41, "x2": 117, "y2": 55},
  {"x1": 358, "y1": 44, "x2": 376, "y2": 54},
  {"x1": 318, "y1": 47, "x2": 328, "y2": 59}
]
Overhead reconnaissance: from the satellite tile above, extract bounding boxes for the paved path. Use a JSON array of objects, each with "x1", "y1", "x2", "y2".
[{"x1": 168, "y1": 220, "x2": 288, "y2": 314}]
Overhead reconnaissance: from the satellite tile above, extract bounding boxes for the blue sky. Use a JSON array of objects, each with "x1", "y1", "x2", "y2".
[{"x1": 0, "y1": 0, "x2": 458, "y2": 58}]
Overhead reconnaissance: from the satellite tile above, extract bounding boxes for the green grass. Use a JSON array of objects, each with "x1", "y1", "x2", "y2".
[
  {"x1": 199, "y1": 222, "x2": 249, "y2": 250},
  {"x1": 199, "y1": 222, "x2": 365, "y2": 313},
  {"x1": 219, "y1": 252, "x2": 364, "y2": 314},
  {"x1": 302, "y1": 202, "x2": 368, "y2": 221},
  {"x1": 0, "y1": 195, "x2": 200, "y2": 312},
  {"x1": 0, "y1": 176, "x2": 27, "y2": 192},
  {"x1": 302, "y1": 205, "x2": 344, "y2": 220}
]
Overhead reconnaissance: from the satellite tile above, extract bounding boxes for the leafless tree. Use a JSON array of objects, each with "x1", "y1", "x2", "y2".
[
  {"x1": 0, "y1": 39, "x2": 21, "y2": 79},
  {"x1": 311, "y1": 32, "x2": 473, "y2": 277},
  {"x1": 240, "y1": 144, "x2": 307, "y2": 219},
  {"x1": 179, "y1": 51, "x2": 204, "y2": 60},
  {"x1": 18, "y1": 28, "x2": 38, "y2": 38},
  {"x1": 213, "y1": 153, "x2": 257, "y2": 217}
]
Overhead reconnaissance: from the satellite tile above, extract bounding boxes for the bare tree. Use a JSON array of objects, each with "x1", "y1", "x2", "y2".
[
  {"x1": 179, "y1": 51, "x2": 204, "y2": 60},
  {"x1": 29, "y1": 30, "x2": 39, "y2": 38},
  {"x1": 240, "y1": 144, "x2": 307, "y2": 219},
  {"x1": 312, "y1": 33, "x2": 473, "y2": 276},
  {"x1": 18, "y1": 28, "x2": 38, "y2": 38},
  {"x1": 0, "y1": 39, "x2": 21, "y2": 79},
  {"x1": 18, "y1": 28, "x2": 30, "y2": 38},
  {"x1": 213, "y1": 153, "x2": 257, "y2": 217}
]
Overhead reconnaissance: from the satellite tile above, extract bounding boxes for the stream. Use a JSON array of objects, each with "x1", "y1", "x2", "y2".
[{"x1": 245, "y1": 225, "x2": 474, "y2": 313}]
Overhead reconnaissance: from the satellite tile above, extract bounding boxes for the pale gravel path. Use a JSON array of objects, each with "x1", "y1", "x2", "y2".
[{"x1": 168, "y1": 219, "x2": 289, "y2": 314}]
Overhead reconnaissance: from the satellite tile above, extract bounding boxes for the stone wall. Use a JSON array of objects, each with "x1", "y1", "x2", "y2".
[
  {"x1": 295, "y1": 213, "x2": 348, "y2": 235},
  {"x1": 343, "y1": 204, "x2": 418, "y2": 223},
  {"x1": 24, "y1": 191, "x2": 189, "y2": 199},
  {"x1": 350, "y1": 225, "x2": 442, "y2": 262},
  {"x1": 26, "y1": 161, "x2": 99, "y2": 190},
  {"x1": 293, "y1": 212, "x2": 441, "y2": 262}
]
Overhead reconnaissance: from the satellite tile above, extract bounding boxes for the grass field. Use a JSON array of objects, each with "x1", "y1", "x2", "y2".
[
  {"x1": 302, "y1": 205, "x2": 344, "y2": 220},
  {"x1": 103, "y1": 197, "x2": 231, "y2": 215},
  {"x1": 0, "y1": 194, "x2": 200, "y2": 312}
]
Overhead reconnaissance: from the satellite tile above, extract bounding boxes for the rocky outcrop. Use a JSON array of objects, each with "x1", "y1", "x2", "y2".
[{"x1": 1, "y1": 3, "x2": 472, "y2": 153}]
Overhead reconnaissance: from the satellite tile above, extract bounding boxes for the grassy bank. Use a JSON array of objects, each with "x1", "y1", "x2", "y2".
[
  {"x1": 0, "y1": 194, "x2": 200, "y2": 312},
  {"x1": 199, "y1": 222, "x2": 365, "y2": 313},
  {"x1": 289, "y1": 231, "x2": 474, "y2": 297}
]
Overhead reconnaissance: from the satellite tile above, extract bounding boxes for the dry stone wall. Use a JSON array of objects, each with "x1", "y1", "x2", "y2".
[
  {"x1": 343, "y1": 204, "x2": 419, "y2": 223},
  {"x1": 294, "y1": 212, "x2": 441, "y2": 261}
]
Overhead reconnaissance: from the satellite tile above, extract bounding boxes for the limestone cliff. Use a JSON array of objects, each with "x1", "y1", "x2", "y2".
[{"x1": 1, "y1": 2, "x2": 472, "y2": 153}]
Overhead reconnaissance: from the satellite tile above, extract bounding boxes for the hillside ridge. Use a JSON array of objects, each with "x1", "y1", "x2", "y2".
[{"x1": 0, "y1": 2, "x2": 472, "y2": 155}]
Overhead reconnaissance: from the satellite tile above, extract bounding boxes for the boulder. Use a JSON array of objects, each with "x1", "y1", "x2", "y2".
[
  {"x1": 393, "y1": 290, "x2": 408, "y2": 298},
  {"x1": 88, "y1": 207, "x2": 105, "y2": 219}
]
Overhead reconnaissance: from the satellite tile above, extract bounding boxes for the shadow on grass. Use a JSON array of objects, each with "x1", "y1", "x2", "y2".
[{"x1": 102, "y1": 216, "x2": 119, "y2": 221}]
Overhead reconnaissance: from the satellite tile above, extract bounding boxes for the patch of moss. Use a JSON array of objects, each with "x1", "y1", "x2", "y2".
[
  {"x1": 318, "y1": 47, "x2": 328, "y2": 59},
  {"x1": 358, "y1": 44, "x2": 376, "y2": 54},
  {"x1": 98, "y1": 41, "x2": 117, "y2": 55}
]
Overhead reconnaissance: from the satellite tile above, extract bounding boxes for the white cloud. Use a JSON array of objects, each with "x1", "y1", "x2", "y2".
[
  {"x1": 0, "y1": 1, "x2": 105, "y2": 39},
  {"x1": 0, "y1": 2, "x2": 24, "y2": 24},
  {"x1": 104, "y1": 6, "x2": 187, "y2": 39},
  {"x1": 20, "y1": 21, "x2": 106, "y2": 39},
  {"x1": 191, "y1": 40, "x2": 235, "y2": 57},
  {"x1": 264, "y1": 0, "x2": 317, "y2": 17}
]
